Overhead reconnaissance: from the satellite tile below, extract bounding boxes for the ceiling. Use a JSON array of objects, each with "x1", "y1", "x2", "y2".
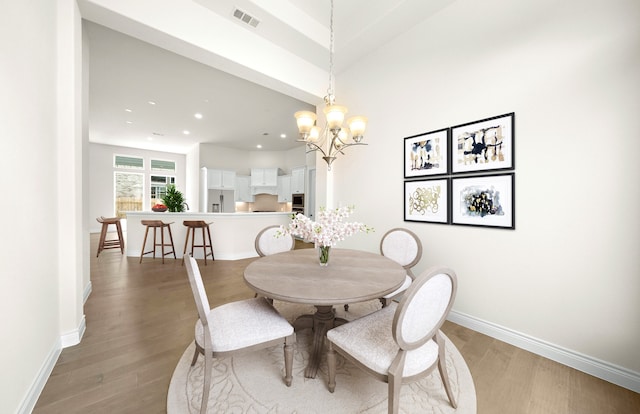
[{"x1": 82, "y1": 0, "x2": 456, "y2": 154}]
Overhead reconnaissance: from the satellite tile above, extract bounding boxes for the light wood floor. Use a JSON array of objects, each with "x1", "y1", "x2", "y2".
[{"x1": 33, "y1": 234, "x2": 639, "y2": 413}]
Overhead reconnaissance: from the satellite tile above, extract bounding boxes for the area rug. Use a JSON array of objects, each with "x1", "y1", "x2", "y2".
[{"x1": 167, "y1": 300, "x2": 476, "y2": 413}]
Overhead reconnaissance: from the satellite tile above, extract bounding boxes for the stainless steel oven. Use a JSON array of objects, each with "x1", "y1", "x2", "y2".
[{"x1": 292, "y1": 193, "x2": 304, "y2": 213}]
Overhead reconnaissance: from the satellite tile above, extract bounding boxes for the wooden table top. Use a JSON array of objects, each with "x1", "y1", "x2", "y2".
[{"x1": 244, "y1": 248, "x2": 406, "y2": 306}]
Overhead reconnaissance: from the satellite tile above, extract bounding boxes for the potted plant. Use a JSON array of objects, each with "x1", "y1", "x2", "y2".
[{"x1": 162, "y1": 184, "x2": 186, "y2": 212}]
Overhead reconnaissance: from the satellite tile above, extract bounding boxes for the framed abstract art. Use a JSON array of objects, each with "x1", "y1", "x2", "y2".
[
  {"x1": 404, "y1": 178, "x2": 449, "y2": 224},
  {"x1": 404, "y1": 128, "x2": 449, "y2": 178},
  {"x1": 451, "y1": 113, "x2": 514, "y2": 174},
  {"x1": 451, "y1": 173, "x2": 515, "y2": 229}
]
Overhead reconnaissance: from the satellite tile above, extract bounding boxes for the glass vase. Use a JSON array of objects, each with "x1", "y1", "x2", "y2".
[{"x1": 318, "y1": 245, "x2": 331, "y2": 266}]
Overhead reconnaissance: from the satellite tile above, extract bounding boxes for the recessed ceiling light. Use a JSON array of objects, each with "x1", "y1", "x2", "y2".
[
  {"x1": 194, "y1": 113, "x2": 203, "y2": 119},
  {"x1": 256, "y1": 144, "x2": 262, "y2": 149},
  {"x1": 125, "y1": 108, "x2": 132, "y2": 112},
  {"x1": 125, "y1": 121, "x2": 133, "y2": 124},
  {"x1": 280, "y1": 133, "x2": 286, "y2": 138},
  {"x1": 183, "y1": 130, "x2": 190, "y2": 135},
  {"x1": 147, "y1": 137, "x2": 153, "y2": 141},
  {"x1": 148, "y1": 101, "x2": 156, "y2": 105}
]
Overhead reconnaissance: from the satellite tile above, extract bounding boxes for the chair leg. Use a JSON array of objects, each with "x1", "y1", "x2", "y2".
[
  {"x1": 159, "y1": 226, "x2": 165, "y2": 263},
  {"x1": 190, "y1": 346, "x2": 200, "y2": 366},
  {"x1": 182, "y1": 228, "x2": 192, "y2": 265},
  {"x1": 436, "y1": 332, "x2": 458, "y2": 408},
  {"x1": 192, "y1": 229, "x2": 197, "y2": 264},
  {"x1": 139, "y1": 226, "x2": 150, "y2": 263},
  {"x1": 115, "y1": 221, "x2": 125, "y2": 253},
  {"x1": 283, "y1": 336, "x2": 293, "y2": 387},
  {"x1": 388, "y1": 372, "x2": 402, "y2": 414},
  {"x1": 201, "y1": 346, "x2": 211, "y2": 414},
  {"x1": 97, "y1": 223, "x2": 108, "y2": 257},
  {"x1": 205, "y1": 225, "x2": 214, "y2": 261},
  {"x1": 201, "y1": 227, "x2": 207, "y2": 265},
  {"x1": 327, "y1": 341, "x2": 336, "y2": 392},
  {"x1": 167, "y1": 225, "x2": 176, "y2": 259}
]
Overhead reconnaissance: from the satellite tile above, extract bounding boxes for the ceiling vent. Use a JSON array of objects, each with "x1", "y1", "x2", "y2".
[{"x1": 232, "y1": 8, "x2": 260, "y2": 28}]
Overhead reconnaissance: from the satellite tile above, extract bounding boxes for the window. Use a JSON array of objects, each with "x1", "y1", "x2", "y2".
[
  {"x1": 113, "y1": 154, "x2": 179, "y2": 215},
  {"x1": 115, "y1": 172, "x2": 144, "y2": 218},
  {"x1": 151, "y1": 159, "x2": 176, "y2": 172},
  {"x1": 114, "y1": 155, "x2": 144, "y2": 169},
  {"x1": 150, "y1": 175, "x2": 176, "y2": 206}
]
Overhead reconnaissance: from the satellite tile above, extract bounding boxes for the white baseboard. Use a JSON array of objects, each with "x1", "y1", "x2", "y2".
[
  {"x1": 18, "y1": 316, "x2": 87, "y2": 412},
  {"x1": 60, "y1": 315, "x2": 86, "y2": 348},
  {"x1": 16, "y1": 339, "x2": 61, "y2": 414},
  {"x1": 83, "y1": 281, "x2": 92, "y2": 304},
  {"x1": 447, "y1": 310, "x2": 640, "y2": 393}
]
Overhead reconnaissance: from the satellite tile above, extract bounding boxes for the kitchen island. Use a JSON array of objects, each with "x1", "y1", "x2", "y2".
[{"x1": 126, "y1": 211, "x2": 293, "y2": 260}]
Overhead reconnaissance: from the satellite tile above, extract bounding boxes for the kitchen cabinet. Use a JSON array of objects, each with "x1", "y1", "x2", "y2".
[
  {"x1": 251, "y1": 168, "x2": 278, "y2": 187},
  {"x1": 207, "y1": 169, "x2": 236, "y2": 189},
  {"x1": 291, "y1": 166, "x2": 305, "y2": 194},
  {"x1": 277, "y1": 175, "x2": 292, "y2": 202},
  {"x1": 235, "y1": 175, "x2": 252, "y2": 202}
]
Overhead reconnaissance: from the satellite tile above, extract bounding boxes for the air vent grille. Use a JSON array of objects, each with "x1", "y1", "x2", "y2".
[{"x1": 232, "y1": 8, "x2": 260, "y2": 28}]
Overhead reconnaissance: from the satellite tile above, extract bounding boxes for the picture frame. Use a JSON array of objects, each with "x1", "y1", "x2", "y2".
[
  {"x1": 404, "y1": 178, "x2": 449, "y2": 224},
  {"x1": 451, "y1": 112, "x2": 514, "y2": 174},
  {"x1": 451, "y1": 173, "x2": 515, "y2": 229},
  {"x1": 404, "y1": 128, "x2": 449, "y2": 178}
]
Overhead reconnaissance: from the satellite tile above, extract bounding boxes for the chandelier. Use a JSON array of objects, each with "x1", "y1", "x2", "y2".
[{"x1": 294, "y1": 0, "x2": 367, "y2": 170}]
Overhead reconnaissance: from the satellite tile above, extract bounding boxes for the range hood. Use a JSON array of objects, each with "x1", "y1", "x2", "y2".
[{"x1": 252, "y1": 186, "x2": 277, "y2": 195}]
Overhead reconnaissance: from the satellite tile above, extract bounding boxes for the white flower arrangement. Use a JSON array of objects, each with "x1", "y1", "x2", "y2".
[{"x1": 279, "y1": 206, "x2": 373, "y2": 247}]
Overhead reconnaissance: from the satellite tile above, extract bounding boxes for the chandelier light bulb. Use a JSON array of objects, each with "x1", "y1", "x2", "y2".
[
  {"x1": 309, "y1": 126, "x2": 320, "y2": 142},
  {"x1": 347, "y1": 116, "x2": 367, "y2": 142},
  {"x1": 323, "y1": 105, "x2": 348, "y2": 131},
  {"x1": 294, "y1": 111, "x2": 317, "y2": 137}
]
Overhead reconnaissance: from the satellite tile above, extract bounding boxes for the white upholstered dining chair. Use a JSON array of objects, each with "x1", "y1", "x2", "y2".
[
  {"x1": 378, "y1": 227, "x2": 422, "y2": 307},
  {"x1": 327, "y1": 265, "x2": 458, "y2": 414},
  {"x1": 344, "y1": 227, "x2": 423, "y2": 311},
  {"x1": 184, "y1": 255, "x2": 295, "y2": 414},
  {"x1": 255, "y1": 225, "x2": 295, "y2": 257}
]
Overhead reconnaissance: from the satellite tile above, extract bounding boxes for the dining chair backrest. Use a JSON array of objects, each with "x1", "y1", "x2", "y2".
[
  {"x1": 184, "y1": 254, "x2": 211, "y2": 331},
  {"x1": 392, "y1": 266, "x2": 457, "y2": 350},
  {"x1": 380, "y1": 228, "x2": 422, "y2": 277},
  {"x1": 255, "y1": 225, "x2": 295, "y2": 257}
]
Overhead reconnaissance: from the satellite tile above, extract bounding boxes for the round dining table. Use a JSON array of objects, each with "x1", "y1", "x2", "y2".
[{"x1": 244, "y1": 248, "x2": 406, "y2": 378}]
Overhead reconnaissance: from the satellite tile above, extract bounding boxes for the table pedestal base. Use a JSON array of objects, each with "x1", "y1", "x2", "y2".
[{"x1": 293, "y1": 305, "x2": 347, "y2": 378}]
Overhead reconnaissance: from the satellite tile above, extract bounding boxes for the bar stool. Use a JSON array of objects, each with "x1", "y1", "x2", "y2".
[
  {"x1": 139, "y1": 220, "x2": 176, "y2": 264},
  {"x1": 182, "y1": 221, "x2": 214, "y2": 265},
  {"x1": 96, "y1": 216, "x2": 125, "y2": 257}
]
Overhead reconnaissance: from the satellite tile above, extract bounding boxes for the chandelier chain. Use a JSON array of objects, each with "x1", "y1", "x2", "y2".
[{"x1": 326, "y1": 0, "x2": 335, "y2": 105}]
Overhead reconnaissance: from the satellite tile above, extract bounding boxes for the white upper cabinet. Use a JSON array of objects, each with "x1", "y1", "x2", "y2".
[
  {"x1": 251, "y1": 168, "x2": 278, "y2": 187},
  {"x1": 235, "y1": 175, "x2": 252, "y2": 202},
  {"x1": 291, "y1": 166, "x2": 305, "y2": 194},
  {"x1": 208, "y1": 169, "x2": 236, "y2": 189},
  {"x1": 277, "y1": 175, "x2": 292, "y2": 202}
]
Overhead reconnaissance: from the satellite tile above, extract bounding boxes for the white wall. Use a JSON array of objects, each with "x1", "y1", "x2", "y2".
[
  {"x1": 199, "y1": 143, "x2": 306, "y2": 176},
  {"x1": 331, "y1": 0, "x2": 640, "y2": 387},
  {"x1": 88, "y1": 143, "x2": 187, "y2": 232},
  {"x1": 0, "y1": 1, "x2": 85, "y2": 413}
]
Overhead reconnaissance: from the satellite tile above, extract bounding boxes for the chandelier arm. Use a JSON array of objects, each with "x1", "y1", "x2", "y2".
[
  {"x1": 332, "y1": 142, "x2": 368, "y2": 155},
  {"x1": 304, "y1": 141, "x2": 329, "y2": 158}
]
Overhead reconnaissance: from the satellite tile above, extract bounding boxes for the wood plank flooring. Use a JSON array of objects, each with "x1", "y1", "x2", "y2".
[{"x1": 33, "y1": 234, "x2": 640, "y2": 413}]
